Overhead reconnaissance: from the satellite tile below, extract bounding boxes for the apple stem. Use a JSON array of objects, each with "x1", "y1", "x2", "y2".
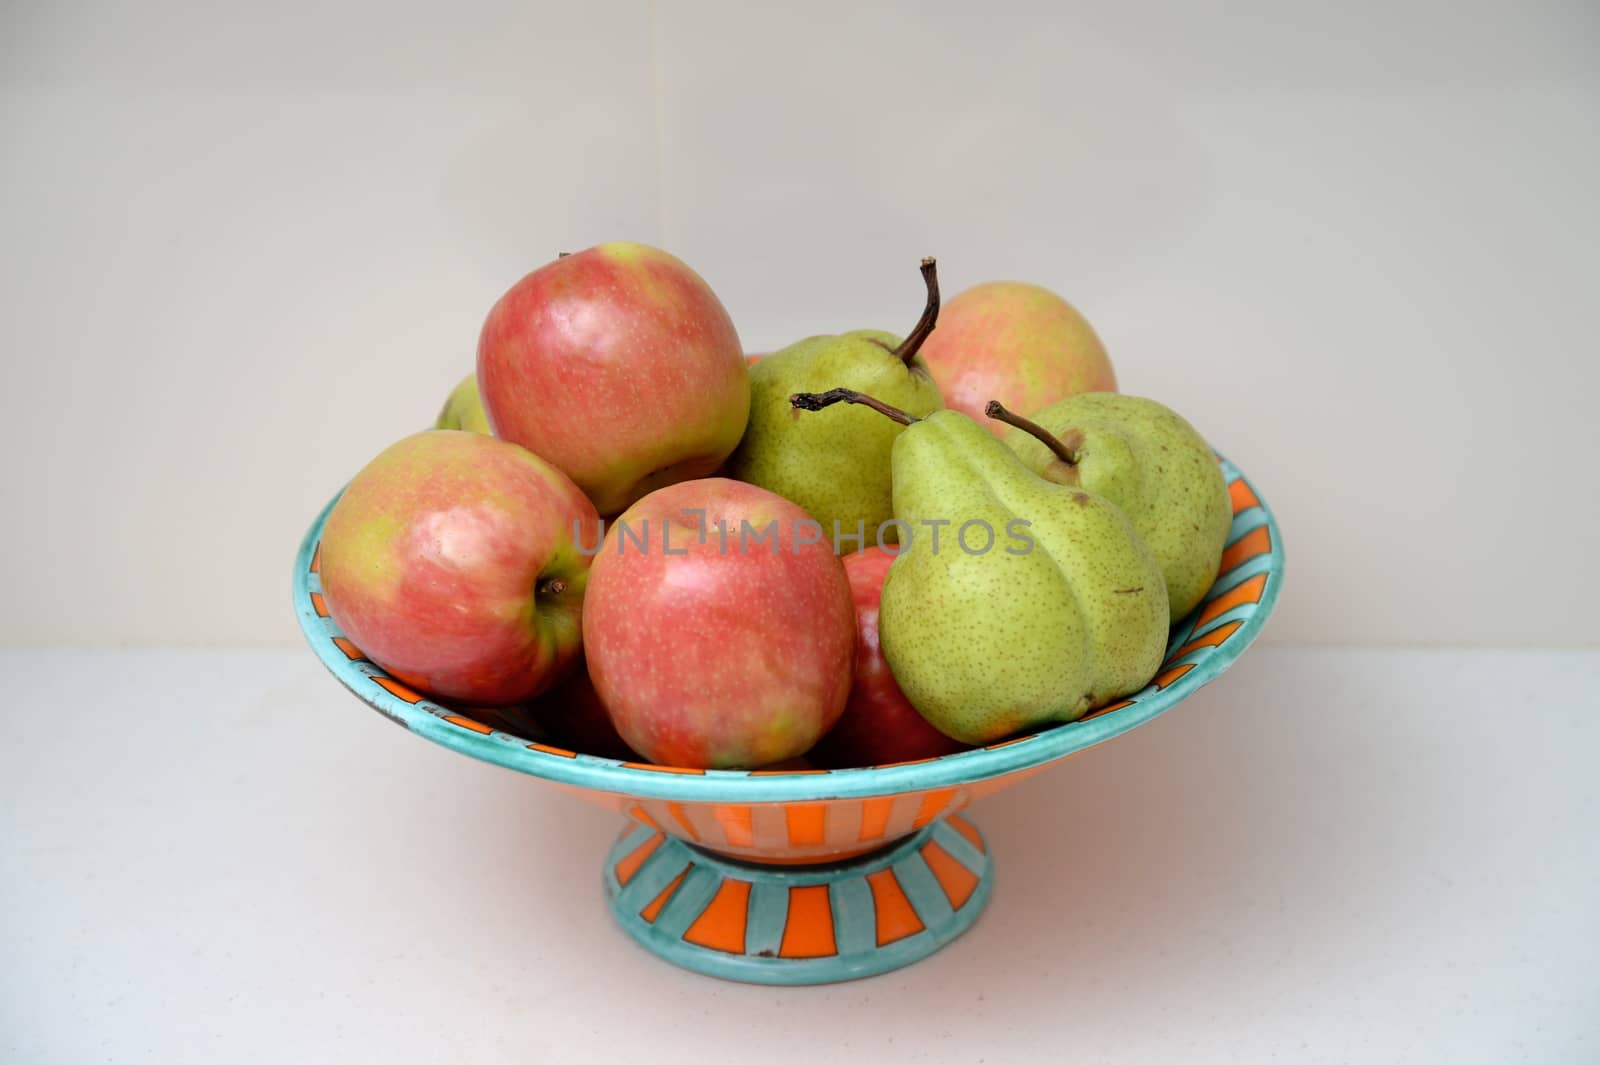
[
  {"x1": 984, "y1": 401, "x2": 1079, "y2": 465},
  {"x1": 790, "y1": 388, "x2": 920, "y2": 426},
  {"x1": 891, "y1": 257, "x2": 940, "y2": 366},
  {"x1": 537, "y1": 577, "x2": 568, "y2": 597}
]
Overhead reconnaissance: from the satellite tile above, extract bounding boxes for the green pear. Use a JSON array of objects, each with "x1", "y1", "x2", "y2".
[
  {"x1": 991, "y1": 393, "x2": 1231, "y2": 621},
  {"x1": 725, "y1": 259, "x2": 945, "y2": 547},
  {"x1": 789, "y1": 390, "x2": 1168, "y2": 745},
  {"x1": 435, "y1": 372, "x2": 492, "y2": 434}
]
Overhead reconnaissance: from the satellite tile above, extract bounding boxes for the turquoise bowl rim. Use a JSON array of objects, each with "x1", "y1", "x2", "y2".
[{"x1": 293, "y1": 455, "x2": 1283, "y2": 804}]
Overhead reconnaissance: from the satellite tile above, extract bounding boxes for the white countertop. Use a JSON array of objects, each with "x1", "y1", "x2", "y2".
[{"x1": 3, "y1": 648, "x2": 1595, "y2": 1063}]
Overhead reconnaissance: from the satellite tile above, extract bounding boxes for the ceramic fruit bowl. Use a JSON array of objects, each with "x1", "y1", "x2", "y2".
[{"x1": 294, "y1": 457, "x2": 1282, "y2": 985}]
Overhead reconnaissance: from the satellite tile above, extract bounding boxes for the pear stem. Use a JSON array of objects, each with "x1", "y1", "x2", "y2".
[
  {"x1": 790, "y1": 388, "x2": 920, "y2": 426},
  {"x1": 984, "y1": 401, "x2": 1079, "y2": 465},
  {"x1": 891, "y1": 257, "x2": 940, "y2": 366}
]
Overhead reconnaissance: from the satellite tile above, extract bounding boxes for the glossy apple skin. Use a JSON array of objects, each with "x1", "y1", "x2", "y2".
[
  {"x1": 477, "y1": 242, "x2": 750, "y2": 515},
  {"x1": 319, "y1": 430, "x2": 600, "y2": 705},
  {"x1": 810, "y1": 547, "x2": 970, "y2": 768},
  {"x1": 919, "y1": 281, "x2": 1116, "y2": 437},
  {"x1": 582, "y1": 478, "x2": 855, "y2": 769}
]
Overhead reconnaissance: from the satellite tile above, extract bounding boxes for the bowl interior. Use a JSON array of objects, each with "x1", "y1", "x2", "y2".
[{"x1": 294, "y1": 455, "x2": 1281, "y2": 814}]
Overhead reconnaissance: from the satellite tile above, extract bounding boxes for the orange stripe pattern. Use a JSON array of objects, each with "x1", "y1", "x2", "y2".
[
  {"x1": 372, "y1": 676, "x2": 424, "y2": 703},
  {"x1": 921, "y1": 839, "x2": 980, "y2": 910},
  {"x1": 1081, "y1": 698, "x2": 1133, "y2": 721},
  {"x1": 946, "y1": 815, "x2": 985, "y2": 855},
  {"x1": 1168, "y1": 619, "x2": 1244, "y2": 662},
  {"x1": 684, "y1": 879, "x2": 750, "y2": 954},
  {"x1": 609, "y1": 791, "x2": 995, "y2": 865},
  {"x1": 913, "y1": 789, "x2": 957, "y2": 828},
  {"x1": 1219, "y1": 525, "x2": 1271, "y2": 574},
  {"x1": 613, "y1": 833, "x2": 664, "y2": 886},
  {"x1": 857, "y1": 796, "x2": 895, "y2": 843},
  {"x1": 1195, "y1": 572, "x2": 1269, "y2": 628},
  {"x1": 779, "y1": 886, "x2": 837, "y2": 958},
  {"x1": 665, "y1": 802, "x2": 701, "y2": 842},
  {"x1": 1229, "y1": 478, "x2": 1261, "y2": 514},
  {"x1": 606, "y1": 823, "x2": 996, "y2": 973},
  {"x1": 867, "y1": 869, "x2": 925, "y2": 946},
  {"x1": 639, "y1": 866, "x2": 690, "y2": 923},
  {"x1": 785, "y1": 804, "x2": 827, "y2": 848},
  {"x1": 331, "y1": 637, "x2": 364, "y2": 661},
  {"x1": 1153, "y1": 663, "x2": 1196, "y2": 689}
]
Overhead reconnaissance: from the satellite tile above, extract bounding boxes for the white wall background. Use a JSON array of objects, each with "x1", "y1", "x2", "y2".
[{"x1": 2, "y1": 0, "x2": 1596, "y2": 648}]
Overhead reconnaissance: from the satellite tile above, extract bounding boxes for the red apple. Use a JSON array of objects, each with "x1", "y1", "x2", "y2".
[
  {"x1": 433, "y1": 662, "x2": 638, "y2": 760},
  {"x1": 809, "y1": 547, "x2": 970, "y2": 768},
  {"x1": 919, "y1": 281, "x2": 1116, "y2": 436},
  {"x1": 529, "y1": 656, "x2": 640, "y2": 761},
  {"x1": 318, "y1": 430, "x2": 599, "y2": 705},
  {"x1": 477, "y1": 242, "x2": 749, "y2": 515},
  {"x1": 582, "y1": 478, "x2": 855, "y2": 769}
]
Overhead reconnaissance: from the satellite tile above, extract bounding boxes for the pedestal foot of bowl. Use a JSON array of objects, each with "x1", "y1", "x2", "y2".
[{"x1": 602, "y1": 814, "x2": 993, "y2": 985}]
